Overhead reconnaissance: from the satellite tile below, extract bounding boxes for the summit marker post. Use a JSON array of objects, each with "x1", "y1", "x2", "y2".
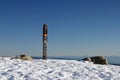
[{"x1": 43, "y1": 24, "x2": 48, "y2": 60}]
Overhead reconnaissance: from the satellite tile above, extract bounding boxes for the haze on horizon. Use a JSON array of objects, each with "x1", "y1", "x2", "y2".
[{"x1": 0, "y1": 0, "x2": 120, "y2": 57}]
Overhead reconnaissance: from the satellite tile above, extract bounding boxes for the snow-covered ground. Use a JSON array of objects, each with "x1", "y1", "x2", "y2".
[{"x1": 0, "y1": 57, "x2": 120, "y2": 80}]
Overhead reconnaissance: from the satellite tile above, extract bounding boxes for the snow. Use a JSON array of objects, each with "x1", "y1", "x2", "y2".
[{"x1": 0, "y1": 57, "x2": 120, "y2": 80}]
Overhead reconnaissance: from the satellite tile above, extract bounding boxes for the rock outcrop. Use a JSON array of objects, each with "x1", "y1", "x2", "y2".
[
  {"x1": 11, "y1": 54, "x2": 33, "y2": 61},
  {"x1": 82, "y1": 56, "x2": 108, "y2": 65}
]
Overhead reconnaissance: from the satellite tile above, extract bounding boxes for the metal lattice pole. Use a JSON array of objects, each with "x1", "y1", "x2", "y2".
[{"x1": 43, "y1": 24, "x2": 48, "y2": 60}]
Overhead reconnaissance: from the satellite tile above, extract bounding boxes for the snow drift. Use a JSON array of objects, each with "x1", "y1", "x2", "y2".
[{"x1": 0, "y1": 57, "x2": 120, "y2": 80}]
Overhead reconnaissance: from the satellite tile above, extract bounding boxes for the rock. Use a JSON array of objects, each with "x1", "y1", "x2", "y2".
[
  {"x1": 11, "y1": 54, "x2": 33, "y2": 61},
  {"x1": 82, "y1": 57, "x2": 91, "y2": 62},
  {"x1": 82, "y1": 56, "x2": 108, "y2": 65}
]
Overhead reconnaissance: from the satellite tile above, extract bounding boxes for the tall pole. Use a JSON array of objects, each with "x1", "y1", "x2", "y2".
[{"x1": 43, "y1": 24, "x2": 48, "y2": 60}]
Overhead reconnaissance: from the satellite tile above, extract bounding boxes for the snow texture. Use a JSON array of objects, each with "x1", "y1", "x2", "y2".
[{"x1": 0, "y1": 57, "x2": 120, "y2": 80}]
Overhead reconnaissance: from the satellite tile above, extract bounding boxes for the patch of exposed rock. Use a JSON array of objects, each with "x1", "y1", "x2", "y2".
[
  {"x1": 82, "y1": 56, "x2": 108, "y2": 65},
  {"x1": 11, "y1": 54, "x2": 33, "y2": 61}
]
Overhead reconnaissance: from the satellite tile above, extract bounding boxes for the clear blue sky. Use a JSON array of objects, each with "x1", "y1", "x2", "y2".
[{"x1": 0, "y1": 0, "x2": 120, "y2": 57}]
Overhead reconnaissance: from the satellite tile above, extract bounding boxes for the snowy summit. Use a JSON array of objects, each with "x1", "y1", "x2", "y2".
[{"x1": 0, "y1": 57, "x2": 120, "y2": 80}]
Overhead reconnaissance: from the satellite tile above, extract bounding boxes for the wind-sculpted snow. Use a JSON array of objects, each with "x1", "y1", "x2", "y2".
[{"x1": 0, "y1": 57, "x2": 120, "y2": 80}]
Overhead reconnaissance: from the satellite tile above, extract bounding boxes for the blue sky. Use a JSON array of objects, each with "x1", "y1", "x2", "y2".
[{"x1": 0, "y1": 0, "x2": 120, "y2": 56}]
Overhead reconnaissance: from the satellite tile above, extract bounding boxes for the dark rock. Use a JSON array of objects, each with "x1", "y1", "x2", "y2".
[{"x1": 82, "y1": 56, "x2": 108, "y2": 65}]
